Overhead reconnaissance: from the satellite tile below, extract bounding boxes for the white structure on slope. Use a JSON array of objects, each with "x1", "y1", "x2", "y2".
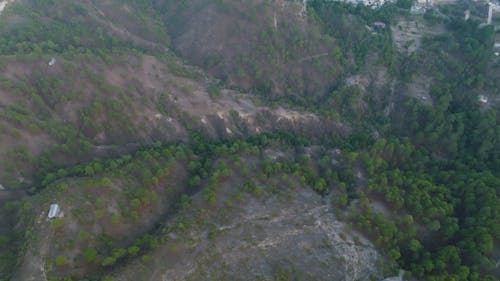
[
  {"x1": 48, "y1": 57, "x2": 56, "y2": 66},
  {"x1": 48, "y1": 203, "x2": 60, "y2": 219},
  {"x1": 488, "y1": 1, "x2": 500, "y2": 24},
  {"x1": 302, "y1": 0, "x2": 396, "y2": 10},
  {"x1": 0, "y1": 1, "x2": 7, "y2": 13},
  {"x1": 478, "y1": 95, "x2": 488, "y2": 104}
]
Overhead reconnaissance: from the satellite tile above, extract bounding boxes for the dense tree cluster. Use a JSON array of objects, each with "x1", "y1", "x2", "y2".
[{"x1": 0, "y1": 0, "x2": 498, "y2": 281}]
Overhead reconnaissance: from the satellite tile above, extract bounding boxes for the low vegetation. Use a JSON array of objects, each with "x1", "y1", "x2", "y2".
[{"x1": 0, "y1": 0, "x2": 498, "y2": 281}]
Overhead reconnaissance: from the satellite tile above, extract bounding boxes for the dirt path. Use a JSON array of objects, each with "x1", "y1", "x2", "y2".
[{"x1": 113, "y1": 188, "x2": 381, "y2": 281}]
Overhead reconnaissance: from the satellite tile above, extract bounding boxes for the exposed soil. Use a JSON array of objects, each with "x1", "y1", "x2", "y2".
[
  {"x1": 102, "y1": 54, "x2": 346, "y2": 141},
  {"x1": 159, "y1": 0, "x2": 344, "y2": 100},
  {"x1": 85, "y1": 0, "x2": 169, "y2": 53},
  {"x1": 406, "y1": 75, "x2": 433, "y2": 104},
  {"x1": 0, "y1": 50, "x2": 346, "y2": 191},
  {"x1": 391, "y1": 16, "x2": 446, "y2": 53},
  {"x1": 113, "y1": 188, "x2": 383, "y2": 281}
]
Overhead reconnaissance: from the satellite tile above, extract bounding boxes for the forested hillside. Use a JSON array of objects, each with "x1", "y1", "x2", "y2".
[{"x1": 0, "y1": 0, "x2": 498, "y2": 281}]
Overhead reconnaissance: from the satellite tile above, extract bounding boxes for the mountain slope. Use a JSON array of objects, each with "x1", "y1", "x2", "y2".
[
  {"x1": 0, "y1": 0, "x2": 498, "y2": 281},
  {"x1": 156, "y1": 0, "x2": 347, "y2": 103}
]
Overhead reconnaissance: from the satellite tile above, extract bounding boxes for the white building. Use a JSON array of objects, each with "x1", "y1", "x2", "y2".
[
  {"x1": 411, "y1": 0, "x2": 434, "y2": 13},
  {"x1": 48, "y1": 203, "x2": 60, "y2": 219},
  {"x1": 303, "y1": 0, "x2": 395, "y2": 9},
  {"x1": 478, "y1": 95, "x2": 488, "y2": 103}
]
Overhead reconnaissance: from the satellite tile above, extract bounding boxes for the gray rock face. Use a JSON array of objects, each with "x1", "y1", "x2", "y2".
[{"x1": 114, "y1": 189, "x2": 383, "y2": 281}]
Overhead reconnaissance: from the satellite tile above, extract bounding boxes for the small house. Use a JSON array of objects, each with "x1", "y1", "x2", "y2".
[
  {"x1": 478, "y1": 95, "x2": 488, "y2": 104},
  {"x1": 48, "y1": 203, "x2": 60, "y2": 219}
]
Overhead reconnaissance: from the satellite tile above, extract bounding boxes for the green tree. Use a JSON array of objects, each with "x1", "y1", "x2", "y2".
[
  {"x1": 127, "y1": 246, "x2": 140, "y2": 256},
  {"x1": 101, "y1": 256, "x2": 116, "y2": 267},
  {"x1": 55, "y1": 255, "x2": 68, "y2": 266},
  {"x1": 84, "y1": 248, "x2": 97, "y2": 263}
]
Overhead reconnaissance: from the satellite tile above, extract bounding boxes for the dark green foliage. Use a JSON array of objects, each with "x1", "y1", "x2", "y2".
[
  {"x1": 83, "y1": 248, "x2": 98, "y2": 263},
  {"x1": 0, "y1": 0, "x2": 166, "y2": 56},
  {"x1": 0, "y1": 1, "x2": 498, "y2": 281},
  {"x1": 355, "y1": 137, "x2": 499, "y2": 281},
  {"x1": 309, "y1": 0, "x2": 395, "y2": 69},
  {"x1": 207, "y1": 84, "x2": 222, "y2": 98}
]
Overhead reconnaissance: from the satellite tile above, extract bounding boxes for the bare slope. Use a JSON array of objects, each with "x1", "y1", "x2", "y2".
[
  {"x1": 0, "y1": 53, "x2": 344, "y2": 190},
  {"x1": 156, "y1": 0, "x2": 346, "y2": 102},
  {"x1": 0, "y1": 2, "x2": 348, "y2": 279},
  {"x1": 114, "y1": 188, "x2": 382, "y2": 281},
  {"x1": 12, "y1": 142, "x2": 388, "y2": 281}
]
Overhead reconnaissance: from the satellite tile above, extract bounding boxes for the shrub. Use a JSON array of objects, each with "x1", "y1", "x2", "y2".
[
  {"x1": 84, "y1": 248, "x2": 97, "y2": 263},
  {"x1": 101, "y1": 256, "x2": 116, "y2": 267},
  {"x1": 141, "y1": 255, "x2": 150, "y2": 263},
  {"x1": 51, "y1": 218, "x2": 65, "y2": 229},
  {"x1": 127, "y1": 246, "x2": 140, "y2": 255},
  {"x1": 110, "y1": 214, "x2": 121, "y2": 224},
  {"x1": 207, "y1": 85, "x2": 221, "y2": 97},
  {"x1": 55, "y1": 255, "x2": 68, "y2": 266}
]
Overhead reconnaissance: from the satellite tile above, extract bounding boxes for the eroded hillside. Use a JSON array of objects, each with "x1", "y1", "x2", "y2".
[
  {"x1": 0, "y1": 0, "x2": 499, "y2": 281},
  {"x1": 13, "y1": 140, "x2": 389, "y2": 281},
  {"x1": 156, "y1": 0, "x2": 350, "y2": 102}
]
